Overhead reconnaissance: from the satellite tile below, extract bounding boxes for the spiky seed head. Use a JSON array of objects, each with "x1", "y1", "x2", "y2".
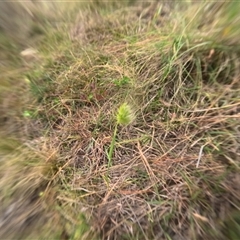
[{"x1": 116, "y1": 103, "x2": 135, "y2": 126}]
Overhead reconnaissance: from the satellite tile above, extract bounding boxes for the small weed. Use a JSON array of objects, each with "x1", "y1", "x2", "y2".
[
  {"x1": 23, "y1": 110, "x2": 34, "y2": 118},
  {"x1": 107, "y1": 103, "x2": 135, "y2": 168},
  {"x1": 113, "y1": 76, "x2": 131, "y2": 87}
]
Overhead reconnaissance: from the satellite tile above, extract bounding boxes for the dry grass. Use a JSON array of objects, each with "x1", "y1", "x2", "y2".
[
  {"x1": 0, "y1": 1, "x2": 240, "y2": 239},
  {"x1": 0, "y1": 1, "x2": 82, "y2": 46}
]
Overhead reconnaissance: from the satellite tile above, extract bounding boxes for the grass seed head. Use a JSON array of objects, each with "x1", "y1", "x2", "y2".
[{"x1": 116, "y1": 103, "x2": 135, "y2": 126}]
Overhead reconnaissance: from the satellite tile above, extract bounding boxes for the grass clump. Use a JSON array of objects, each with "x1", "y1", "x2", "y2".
[
  {"x1": 0, "y1": 139, "x2": 61, "y2": 239},
  {"x1": 0, "y1": 1, "x2": 240, "y2": 240}
]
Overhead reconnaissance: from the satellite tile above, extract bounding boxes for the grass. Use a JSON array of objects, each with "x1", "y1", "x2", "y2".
[
  {"x1": 107, "y1": 103, "x2": 135, "y2": 168},
  {"x1": 0, "y1": 1, "x2": 240, "y2": 239}
]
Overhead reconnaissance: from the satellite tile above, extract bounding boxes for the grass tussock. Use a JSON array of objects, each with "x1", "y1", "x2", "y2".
[
  {"x1": 0, "y1": 139, "x2": 61, "y2": 239},
  {"x1": 0, "y1": 1, "x2": 240, "y2": 239}
]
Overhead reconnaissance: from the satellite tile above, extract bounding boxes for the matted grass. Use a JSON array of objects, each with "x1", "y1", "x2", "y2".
[{"x1": 0, "y1": 1, "x2": 239, "y2": 239}]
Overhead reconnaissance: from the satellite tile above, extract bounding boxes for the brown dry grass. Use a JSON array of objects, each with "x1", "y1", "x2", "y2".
[{"x1": 0, "y1": 1, "x2": 240, "y2": 239}]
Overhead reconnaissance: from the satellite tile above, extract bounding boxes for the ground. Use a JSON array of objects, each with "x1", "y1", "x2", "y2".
[{"x1": 0, "y1": 1, "x2": 240, "y2": 240}]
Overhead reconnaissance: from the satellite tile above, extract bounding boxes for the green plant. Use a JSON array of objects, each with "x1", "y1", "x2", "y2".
[
  {"x1": 70, "y1": 214, "x2": 92, "y2": 240},
  {"x1": 113, "y1": 76, "x2": 131, "y2": 87},
  {"x1": 107, "y1": 103, "x2": 135, "y2": 168}
]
